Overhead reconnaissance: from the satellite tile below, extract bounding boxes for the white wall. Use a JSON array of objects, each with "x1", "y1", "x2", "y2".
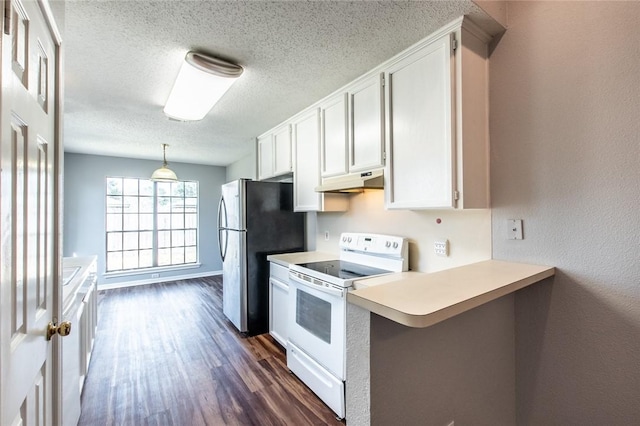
[
  {"x1": 490, "y1": 2, "x2": 640, "y2": 423},
  {"x1": 315, "y1": 190, "x2": 491, "y2": 272},
  {"x1": 64, "y1": 153, "x2": 227, "y2": 287},
  {"x1": 225, "y1": 151, "x2": 256, "y2": 182}
]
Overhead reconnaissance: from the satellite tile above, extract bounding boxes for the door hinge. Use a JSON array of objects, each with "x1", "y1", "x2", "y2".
[
  {"x1": 454, "y1": 190, "x2": 460, "y2": 201},
  {"x1": 4, "y1": 1, "x2": 11, "y2": 36},
  {"x1": 381, "y1": 74, "x2": 385, "y2": 87},
  {"x1": 452, "y1": 37, "x2": 458, "y2": 52}
]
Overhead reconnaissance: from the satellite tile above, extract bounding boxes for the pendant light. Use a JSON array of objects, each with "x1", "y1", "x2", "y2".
[
  {"x1": 163, "y1": 51, "x2": 244, "y2": 121},
  {"x1": 151, "y1": 144, "x2": 178, "y2": 182}
]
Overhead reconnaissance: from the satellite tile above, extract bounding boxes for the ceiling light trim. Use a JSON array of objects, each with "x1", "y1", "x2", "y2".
[{"x1": 185, "y1": 52, "x2": 244, "y2": 78}]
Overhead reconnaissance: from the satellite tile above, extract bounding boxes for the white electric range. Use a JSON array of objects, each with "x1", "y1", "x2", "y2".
[{"x1": 287, "y1": 233, "x2": 408, "y2": 419}]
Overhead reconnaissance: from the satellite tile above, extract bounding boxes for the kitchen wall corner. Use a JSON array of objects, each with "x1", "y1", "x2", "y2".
[{"x1": 225, "y1": 151, "x2": 257, "y2": 183}]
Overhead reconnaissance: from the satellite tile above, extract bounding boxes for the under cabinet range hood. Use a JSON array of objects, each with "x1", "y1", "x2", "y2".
[{"x1": 315, "y1": 169, "x2": 384, "y2": 193}]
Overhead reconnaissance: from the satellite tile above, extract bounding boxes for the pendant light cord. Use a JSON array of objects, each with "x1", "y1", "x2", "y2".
[{"x1": 162, "y1": 143, "x2": 169, "y2": 167}]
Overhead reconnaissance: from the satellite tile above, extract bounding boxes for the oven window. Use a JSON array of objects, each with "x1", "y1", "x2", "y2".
[{"x1": 296, "y1": 289, "x2": 331, "y2": 344}]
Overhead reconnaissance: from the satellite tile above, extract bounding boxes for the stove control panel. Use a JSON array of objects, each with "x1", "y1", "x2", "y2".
[{"x1": 339, "y1": 233, "x2": 407, "y2": 258}]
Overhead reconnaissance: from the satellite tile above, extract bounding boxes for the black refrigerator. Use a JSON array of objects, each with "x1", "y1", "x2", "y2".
[{"x1": 217, "y1": 179, "x2": 304, "y2": 335}]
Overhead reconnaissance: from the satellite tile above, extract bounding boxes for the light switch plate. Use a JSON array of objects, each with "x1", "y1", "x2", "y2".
[{"x1": 507, "y1": 219, "x2": 523, "y2": 240}]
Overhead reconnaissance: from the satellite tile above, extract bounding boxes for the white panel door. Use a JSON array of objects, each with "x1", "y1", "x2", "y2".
[
  {"x1": 385, "y1": 33, "x2": 455, "y2": 209},
  {"x1": 1, "y1": 1, "x2": 62, "y2": 425},
  {"x1": 292, "y1": 108, "x2": 321, "y2": 211},
  {"x1": 320, "y1": 93, "x2": 348, "y2": 177},
  {"x1": 349, "y1": 73, "x2": 385, "y2": 173},
  {"x1": 272, "y1": 124, "x2": 292, "y2": 176}
]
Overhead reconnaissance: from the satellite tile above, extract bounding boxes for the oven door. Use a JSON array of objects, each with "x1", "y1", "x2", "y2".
[{"x1": 288, "y1": 272, "x2": 346, "y2": 380}]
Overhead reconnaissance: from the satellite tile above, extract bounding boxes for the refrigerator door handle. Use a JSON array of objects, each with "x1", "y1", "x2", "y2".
[
  {"x1": 217, "y1": 195, "x2": 229, "y2": 261},
  {"x1": 218, "y1": 228, "x2": 227, "y2": 262},
  {"x1": 218, "y1": 195, "x2": 228, "y2": 230}
]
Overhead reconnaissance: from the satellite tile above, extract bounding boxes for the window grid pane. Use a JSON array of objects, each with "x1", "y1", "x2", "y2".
[{"x1": 105, "y1": 177, "x2": 198, "y2": 272}]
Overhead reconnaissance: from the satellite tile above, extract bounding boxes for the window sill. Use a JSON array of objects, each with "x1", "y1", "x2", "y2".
[{"x1": 104, "y1": 263, "x2": 202, "y2": 279}]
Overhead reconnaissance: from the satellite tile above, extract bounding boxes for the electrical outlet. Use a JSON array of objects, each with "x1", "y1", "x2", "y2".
[
  {"x1": 324, "y1": 231, "x2": 330, "y2": 241},
  {"x1": 151, "y1": 273, "x2": 160, "y2": 278},
  {"x1": 507, "y1": 219, "x2": 523, "y2": 240},
  {"x1": 434, "y1": 239, "x2": 449, "y2": 257}
]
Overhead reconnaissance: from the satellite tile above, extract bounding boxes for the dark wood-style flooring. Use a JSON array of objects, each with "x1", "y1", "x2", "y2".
[{"x1": 79, "y1": 276, "x2": 343, "y2": 425}]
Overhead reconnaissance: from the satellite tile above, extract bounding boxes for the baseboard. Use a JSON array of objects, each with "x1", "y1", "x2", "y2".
[{"x1": 99, "y1": 270, "x2": 222, "y2": 290}]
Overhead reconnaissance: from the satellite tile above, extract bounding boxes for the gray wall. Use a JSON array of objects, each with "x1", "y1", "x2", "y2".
[
  {"x1": 369, "y1": 295, "x2": 517, "y2": 426},
  {"x1": 64, "y1": 153, "x2": 227, "y2": 287},
  {"x1": 490, "y1": 2, "x2": 640, "y2": 424}
]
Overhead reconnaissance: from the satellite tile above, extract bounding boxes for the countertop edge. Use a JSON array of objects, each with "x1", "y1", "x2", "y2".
[
  {"x1": 62, "y1": 256, "x2": 98, "y2": 313},
  {"x1": 347, "y1": 262, "x2": 555, "y2": 328},
  {"x1": 267, "y1": 251, "x2": 337, "y2": 267}
]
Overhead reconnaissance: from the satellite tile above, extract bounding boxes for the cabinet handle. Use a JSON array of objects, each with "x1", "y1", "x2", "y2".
[{"x1": 270, "y1": 278, "x2": 288, "y2": 292}]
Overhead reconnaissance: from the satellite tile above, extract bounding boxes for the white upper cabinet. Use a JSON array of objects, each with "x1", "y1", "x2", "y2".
[
  {"x1": 320, "y1": 93, "x2": 349, "y2": 178},
  {"x1": 257, "y1": 124, "x2": 292, "y2": 180},
  {"x1": 292, "y1": 109, "x2": 348, "y2": 212},
  {"x1": 348, "y1": 73, "x2": 385, "y2": 173},
  {"x1": 292, "y1": 109, "x2": 322, "y2": 211},
  {"x1": 257, "y1": 133, "x2": 274, "y2": 180},
  {"x1": 256, "y1": 17, "x2": 491, "y2": 210},
  {"x1": 273, "y1": 124, "x2": 292, "y2": 176},
  {"x1": 385, "y1": 19, "x2": 491, "y2": 209},
  {"x1": 385, "y1": 34, "x2": 454, "y2": 209}
]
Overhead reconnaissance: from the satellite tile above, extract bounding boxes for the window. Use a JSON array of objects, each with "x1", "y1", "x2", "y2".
[{"x1": 105, "y1": 177, "x2": 198, "y2": 272}]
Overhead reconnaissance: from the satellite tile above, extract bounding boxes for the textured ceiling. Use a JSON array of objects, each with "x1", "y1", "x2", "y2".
[{"x1": 63, "y1": 1, "x2": 492, "y2": 167}]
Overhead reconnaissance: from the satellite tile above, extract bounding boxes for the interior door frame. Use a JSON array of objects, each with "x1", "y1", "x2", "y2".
[{"x1": 36, "y1": 0, "x2": 64, "y2": 424}]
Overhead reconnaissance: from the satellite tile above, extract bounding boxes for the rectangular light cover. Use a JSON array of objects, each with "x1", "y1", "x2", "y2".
[{"x1": 163, "y1": 60, "x2": 239, "y2": 121}]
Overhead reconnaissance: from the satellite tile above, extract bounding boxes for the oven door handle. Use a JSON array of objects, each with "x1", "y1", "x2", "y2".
[{"x1": 289, "y1": 273, "x2": 345, "y2": 298}]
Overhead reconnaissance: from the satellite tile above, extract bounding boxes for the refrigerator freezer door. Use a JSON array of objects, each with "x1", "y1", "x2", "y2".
[
  {"x1": 220, "y1": 180, "x2": 245, "y2": 231},
  {"x1": 222, "y1": 229, "x2": 247, "y2": 332}
]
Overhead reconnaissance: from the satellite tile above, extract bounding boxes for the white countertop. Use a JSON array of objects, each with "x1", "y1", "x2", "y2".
[
  {"x1": 62, "y1": 256, "x2": 97, "y2": 312},
  {"x1": 267, "y1": 251, "x2": 337, "y2": 267},
  {"x1": 348, "y1": 260, "x2": 555, "y2": 328}
]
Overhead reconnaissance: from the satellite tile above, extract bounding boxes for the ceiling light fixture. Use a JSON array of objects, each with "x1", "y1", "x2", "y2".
[
  {"x1": 151, "y1": 143, "x2": 178, "y2": 182},
  {"x1": 163, "y1": 51, "x2": 244, "y2": 121}
]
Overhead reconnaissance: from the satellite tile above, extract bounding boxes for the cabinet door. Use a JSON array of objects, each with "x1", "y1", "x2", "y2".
[
  {"x1": 385, "y1": 34, "x2": 455, "y2": 209},
  {"x1": 79, "y1": 276, "x2": 97, "y2": 391},
  {"x1": 273, "y1": 124, "x2": 292, "y2": 176},
  {"x1": 292, "y1": 108, "x2": 322, "y2": 211},
  {"x1": 269, "y1": 277, "x2": 289, "y2": 347},
  {"x1": 349, "y1": 73, "x2": 385, "y2": 173},
  {"x1": 320, "y1": 93, "x2": 348, "y2": 177},
  {"x1": 61, "y1": 303, "x2": 83, "y2": 426},
  {"x1": 257, "y1": 134, "x2": 274, "y2": 180}
]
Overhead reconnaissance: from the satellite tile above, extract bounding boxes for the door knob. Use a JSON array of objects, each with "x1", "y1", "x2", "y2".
[{"x1": 47, "y1": 320, "x2": 72, "y2": 341}]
